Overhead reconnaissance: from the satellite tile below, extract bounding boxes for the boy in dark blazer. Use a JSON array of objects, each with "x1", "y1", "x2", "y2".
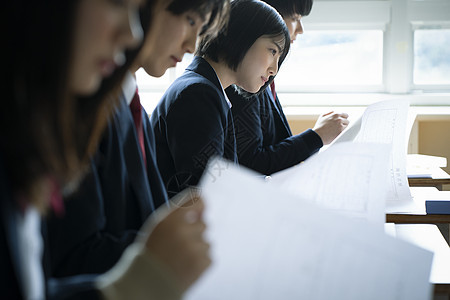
[
  {"x1": 226, "y1": 0, "x2": 350, "y2": 175},
  {"x1": 46, "y1": 0, "x2": 228, "y2": 278},
  {"x1": 47, "y1": 73, "x2": 169, "y2": 276}
]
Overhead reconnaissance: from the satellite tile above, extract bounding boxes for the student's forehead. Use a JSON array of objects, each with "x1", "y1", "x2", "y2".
[{"x1": 260, "y1": 35, "x2": 284, "y2": 48}]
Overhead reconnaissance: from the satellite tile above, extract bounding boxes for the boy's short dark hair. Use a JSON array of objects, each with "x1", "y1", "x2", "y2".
[
  {"x1": 196, "y1": 0, "x2": 290, "y2": 94},
  {"x1": 167, "y1": 0, "x2": 230, "y2": 38},
  {"x1": 263, "y1": 0, "x2": 313, "y2": 17}
]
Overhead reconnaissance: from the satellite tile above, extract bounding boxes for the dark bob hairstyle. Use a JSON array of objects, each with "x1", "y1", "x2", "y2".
[{"x1": 196, "y1": 0, "x2": 290, "y2": 94}]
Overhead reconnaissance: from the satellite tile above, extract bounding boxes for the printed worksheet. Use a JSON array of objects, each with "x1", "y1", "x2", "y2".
[
  {"x1": 184, "y1": 158, "x2": 433, "y2": 300},
  {"x1": 269, "y1": 142, "x2": 390, "y2": 224},
  {"x1": 327, "y1": 99, "x2": 412, "y2": 208}
]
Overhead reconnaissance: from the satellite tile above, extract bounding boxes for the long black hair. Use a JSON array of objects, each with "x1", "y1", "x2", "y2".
[
  {"x1": 168, "y1": 0, "x2": 230, "y2": 38},
  {"x1": 1, "y1": 0, "x2": 153, "y2": 210}
]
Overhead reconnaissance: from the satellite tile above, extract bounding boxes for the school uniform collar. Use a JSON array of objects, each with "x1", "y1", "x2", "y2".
[
  {"x1": 219, "y1": 81, "x2": 232, "y2": 109},
  {"x1": 187, "y1": 56, "x2": 232, "y2": 109},
  {"x1": 122, "y1": 72, "x2": 137, "y2": 105}
]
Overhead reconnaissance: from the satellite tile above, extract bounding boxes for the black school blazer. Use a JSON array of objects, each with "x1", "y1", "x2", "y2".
[
  {"x1": 226, "y1": 86, "x2": 323, "y2": 175},
  {"x1": 150, "y1": 56, "x2": 237, "y2": 197},
  {"x1": 46, "y1": 96, "x2": 169, "y2": 277}
]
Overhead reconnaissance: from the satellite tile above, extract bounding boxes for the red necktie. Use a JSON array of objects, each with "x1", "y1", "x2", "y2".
[
  {"x1": 130, "y1": 88, "x2": 147, "y2": 168},
  {"x1": 270, "y1": 81, "x2": 277, "y2": 101},
  {"x1": 49, "y1": 176, "x2": 64, "y2": 217},
  {"x1": 16, "y1": 176, "x2": 65, "y2": 217}
]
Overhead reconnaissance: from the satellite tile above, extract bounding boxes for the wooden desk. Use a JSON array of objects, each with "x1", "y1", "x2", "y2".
[
  {"x1": 387, "y1": 213, "x2": 450, "y2": 224},
  {"x1": 386, "y1": 187, "x2": 450, "y2": 224},
  {"x1": 408, "y1": 168, "x2": 450, "y2": 190},
  {"x1": 387, "y1": 224, "x2": 450, "y2": 295}
]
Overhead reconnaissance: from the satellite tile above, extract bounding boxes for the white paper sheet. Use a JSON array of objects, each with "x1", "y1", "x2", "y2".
[
  {"x1": 184, "y1": 158, "x2": 433, "y2": 300},
  {"x1": 269, "y1": 142, "x2": 390, "y2": 225},
  {"x1": 327, "y1": 99, "x2": 412, "y2": 207}
]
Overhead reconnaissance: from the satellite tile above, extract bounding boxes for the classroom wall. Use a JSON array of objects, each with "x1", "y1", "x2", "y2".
[
  {"x1": 418, "y1": 120, "x2": 450, "y2": 191},
  {"x1": 418, "y1": 121, "x2": 450, "y2": 174},
  {"x1": 288, "y1": 120, "x2": 316, "y2": 136}
]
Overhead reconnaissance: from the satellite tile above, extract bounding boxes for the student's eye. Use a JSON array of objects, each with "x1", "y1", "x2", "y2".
[
  {"x1": 187, "y1": 16, "x2": 196, "y2": 26},
  {"x1": 269, "y1": 48, "x2": 277, "y2": 56},
  {"x1": 291, "y1": 15, "x2": 302, "y2": 23}
]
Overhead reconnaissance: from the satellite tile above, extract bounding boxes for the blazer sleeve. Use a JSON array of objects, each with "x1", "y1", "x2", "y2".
[
  {"x1": 232, "y1": 92, "x2": 323, "y2": 175},
  {"x1": 165, "y1": 83, "x2": 230, "y2": 187}
]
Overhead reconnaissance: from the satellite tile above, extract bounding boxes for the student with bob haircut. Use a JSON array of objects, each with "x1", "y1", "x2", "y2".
[
  {"x1": 151, "y1": 0, "x2": 290, "y2": 197},
  {"x1": 1, "y1": 0, "x2": 215, "y2": 299},
  {"x1": 226, "y1": 0, "x2": 350, "y2": 175},
  {"x1": 47, "y1": 0, "x2": 229, "y2": 280}
]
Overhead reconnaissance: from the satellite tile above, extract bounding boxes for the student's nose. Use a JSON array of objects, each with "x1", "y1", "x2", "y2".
[
  {"x1": 296, "y1": 19, "x2": 304, "y2": 35},
  {"x1": 183, "y1": 30, "x2": 197, "y2": 54},
  {"x1": 119, "y1": 6, "x2": 144, "y2": 50},
  {"x1": 269, "y1": 58, "x2": 279, "y2": 76}
]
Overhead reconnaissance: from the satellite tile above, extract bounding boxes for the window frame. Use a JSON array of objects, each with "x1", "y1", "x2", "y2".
[{"x1": 137, "y1": 0, "x2": 450, "y2": 110}]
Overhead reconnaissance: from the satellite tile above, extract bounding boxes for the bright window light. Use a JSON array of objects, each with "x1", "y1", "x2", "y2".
[
  {"x1": 276, "y1": 30, "x2": 384, "y2": 88},
  {"x1": 174, "y1": 53, "x2": 194, "y2": 78},
  {"x1": 135, "y1": 67, "x2": 171, "y2": 89},
  {"x1": 414, "y1": 29, "x2": 450, "y2": 85}
]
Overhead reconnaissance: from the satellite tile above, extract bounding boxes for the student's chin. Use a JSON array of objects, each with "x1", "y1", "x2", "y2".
[
  {"x1": 242, "y1": 86, "x2": 260, "y2": 94},
  {"x1": 252, "y1": 86, "x2": 263, "y2": 93},
  {"x1": 150, "y1": 69, "x2": 167, "y2": 78}
]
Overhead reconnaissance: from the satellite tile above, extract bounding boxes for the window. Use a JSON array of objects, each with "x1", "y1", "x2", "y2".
[
  {"x1": 136, "y1": 0, "x2": 450, "y2": 109},
  {"x1": 277, "y1": 30, "x2": 383, "y2": 91},
  {"x1": 414, "y1": 29, "x2": 450, "y2": 85}
]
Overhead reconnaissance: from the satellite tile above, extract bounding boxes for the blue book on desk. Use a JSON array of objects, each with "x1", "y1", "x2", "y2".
[{"x1": 426, "y1": 200, "x2": 450, "y2": 214}]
